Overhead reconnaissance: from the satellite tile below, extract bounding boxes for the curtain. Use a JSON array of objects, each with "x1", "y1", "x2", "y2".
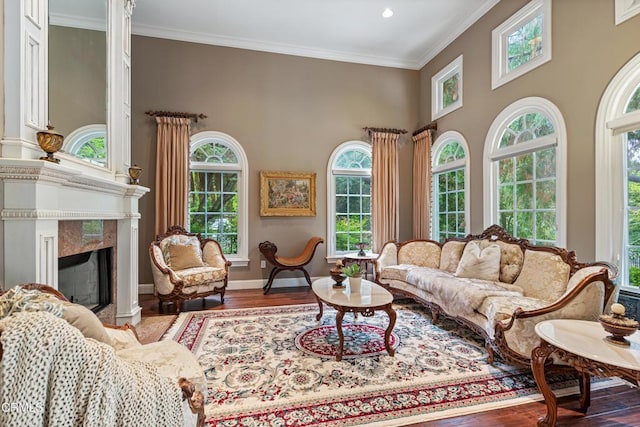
[
  {"x1": 154, "y1": 116, "x2": 191, "y2": 236},
  {"x1": 412, "y1": 129, "x2": 433, "y2": 240},
  {"x1": 371, "y1": 131, "x2": 400, "y2": 252}
]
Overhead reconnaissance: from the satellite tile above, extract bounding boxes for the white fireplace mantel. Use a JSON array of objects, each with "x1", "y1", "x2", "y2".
[
  {"x1": 0, "y1": 159, "x2": 149, "y2": 325},
  {"x1": 1, "y1": 0, "x2": 143, "y2": 325}
]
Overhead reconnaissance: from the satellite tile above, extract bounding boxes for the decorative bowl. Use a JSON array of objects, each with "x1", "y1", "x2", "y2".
[
  {"x1": 599, "y1": 314, "x2": 639, "y2": 346},
  {"x1": 330, "y1": 269, "x2": 345, "y2": 287}
]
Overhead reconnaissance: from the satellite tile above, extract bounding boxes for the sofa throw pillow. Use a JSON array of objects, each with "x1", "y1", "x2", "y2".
[
  {"x1": 168, "y1": 244, "x2": 204, "y2": 271},
  {"x1": 514, "y1": 249, "x2": 570, "y2": 302},
  {"x1": 454, "y1": 241, "x2": 501, "y2": 281},
  {"x1": 61, "y1": 301, "x2": 113, "y2": 345},
  {"x1": 439, "y1": 241, "x2": 466, "y2": 273}
]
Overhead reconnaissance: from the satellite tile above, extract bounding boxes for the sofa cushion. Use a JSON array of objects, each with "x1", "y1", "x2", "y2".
[
  {"x1": 168, "y1": 244, "x2": 204, "y2": 270},
  {"x1": 175, "y1": 266, "x2": 227, "y2": 287},
  {"x1": 380, "y1": 264, "x2": 415, "y2": 282},
  {"x1": 160, "y1": 235, "x2": 202, "y2": 267},
  {"x1": 514, "y1": 249, "x2": 570, "y2": 301},
  {"x1": 479, "y1": 240, "x2": 524, "y2": 284},
  {"x1": 476, "y1": 295, "x2": 548, "y2": 323},
  {"x1": 454, "y1": 241, "x2": 501, "y2": 281},
  {"x1": 397, "y1": 241, "x2": 441, "y2": 268},
  {"x1": 61, "y1": 301, "x2": 113, "y2": 345},
  {"x1": 439, "y1": 241, "x2": 466, "y2": 273}
]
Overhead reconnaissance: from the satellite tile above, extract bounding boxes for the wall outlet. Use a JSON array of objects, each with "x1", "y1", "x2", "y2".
[{"x1": 260, "y1": 260, "x2": 266, "y2": 269}]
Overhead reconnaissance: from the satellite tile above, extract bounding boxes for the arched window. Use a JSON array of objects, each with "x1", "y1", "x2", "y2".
[
  {"x1": 596, "y1": 52, "x2": 640, "y2": 293},
  {"x1": 62, "y1": 124, "x2": 107, "y2": 166},
  {"x1": 431, "y1": 131, "x2": 469, "y2": 241},
  {"x1": 484, "y1": 97, "x2": 567, "y2": 246},
  {"x1": 189, "y1": 131, "x2": 248, "y2": 265},
  {"x1": 326, "y1": 141, "x2": 372, "y2": 258}
]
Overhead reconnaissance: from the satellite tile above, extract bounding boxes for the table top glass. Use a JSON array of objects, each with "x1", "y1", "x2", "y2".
[
  {"x1": 312, "y1": 277, "x2": 392, "y2": 308},
  {"x1": 535, "y1": 319, "x2": 640, "y2": 371}
]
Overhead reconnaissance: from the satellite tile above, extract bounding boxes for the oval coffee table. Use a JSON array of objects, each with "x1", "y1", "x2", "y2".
[{"x1": 311, "y1": 277, "x2": 396, "y2": 361}]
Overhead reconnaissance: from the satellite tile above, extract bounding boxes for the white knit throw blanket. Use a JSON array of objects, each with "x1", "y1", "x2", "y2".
[{"x1": 0, "y1": 311, "x2": 183, "y2": 427}]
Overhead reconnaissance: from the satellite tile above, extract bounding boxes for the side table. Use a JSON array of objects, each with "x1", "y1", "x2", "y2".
[
  {"x1": 342, "y1": 253, "x2": 379, "y2": 280},
  {"x1": 532, "y1": 319, "x2": 640, "y2": 427}
]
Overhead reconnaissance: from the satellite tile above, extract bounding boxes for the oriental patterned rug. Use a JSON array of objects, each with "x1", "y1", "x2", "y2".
[{"x1": 162, "y1": 302, "x2": 615, "y2": 426}]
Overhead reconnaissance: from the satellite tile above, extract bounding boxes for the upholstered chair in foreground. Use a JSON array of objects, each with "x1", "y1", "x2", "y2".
[{"x1": 150, "y1": 225, "x2": 231, "y2": 313}]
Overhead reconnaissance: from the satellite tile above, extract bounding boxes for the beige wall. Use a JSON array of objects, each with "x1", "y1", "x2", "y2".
[
  {"x1": 132, "y1": 36, "x2": 419, "y2": 284},
  {"x1": 49, "y1": 25, "x2": 107, "y2": 137},
  {"x1": 419, "y1": 0, "x2": 640, "y2": 260}
]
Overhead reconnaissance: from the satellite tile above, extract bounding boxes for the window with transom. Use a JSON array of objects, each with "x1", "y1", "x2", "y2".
[
  {"x1": 327, "y1": 141, "x2": 372, "y2": 258},
  {"x1": 484, "y1": 97, "x2": 566, "y2": 246},
  {"x1": 188, "y1": 131, "x2": 248, "y2": 265},
  {"x1": 431, "y1": 131, "x2": 469, "y2": 241},
  {"x1": 597, "y1": 52, "x2": 640, "y2": 294}
]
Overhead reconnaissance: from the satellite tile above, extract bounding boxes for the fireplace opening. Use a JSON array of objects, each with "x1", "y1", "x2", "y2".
[{"x1": 58, "y1": 247, "x2": 112, "y2": 312}]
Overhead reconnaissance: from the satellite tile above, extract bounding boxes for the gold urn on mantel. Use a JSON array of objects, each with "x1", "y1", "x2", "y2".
[
  {"x1": 128, "y1": 164, "x2": 142, "y2": 185},
  {"x1": 36, "y1": 123, "x2": 65, "y2": 163}
]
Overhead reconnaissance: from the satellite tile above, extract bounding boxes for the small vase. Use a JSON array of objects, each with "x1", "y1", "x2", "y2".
[{"x1": 349, "y1": 276, "x2": 362, "y2": 293}]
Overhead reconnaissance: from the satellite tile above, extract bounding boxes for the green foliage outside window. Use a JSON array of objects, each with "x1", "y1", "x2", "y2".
[
  {"x1": 627, "y1": 123, "x2": 640, "y2": 289},
  {"x1": 76, "y1": 136, "x2": 106, "y2": 164},
  {"x1": 335, "y1": 175, "x2": 371, "y2": 252},
  {"x1": 507, "y1": 14, "x2": 543, "y2": 72},
  {"x1": 189, "y1": 170, "x2": 239, "y2": 254},
  {"x1": 496, "y1": 112, "x2": 556, "y2": 246}
]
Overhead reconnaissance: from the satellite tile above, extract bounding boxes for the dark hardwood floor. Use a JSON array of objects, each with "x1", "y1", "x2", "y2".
[{"x1": 139, "y1": 287, "x2": 640, "y2": 426}]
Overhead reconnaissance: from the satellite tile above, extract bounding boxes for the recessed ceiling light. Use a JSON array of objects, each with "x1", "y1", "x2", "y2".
[{"x1": 382, "y1": 8, "x2": 394, "y2": 18}]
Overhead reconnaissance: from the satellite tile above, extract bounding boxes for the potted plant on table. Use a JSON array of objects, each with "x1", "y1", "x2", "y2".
[{"x1": 342, "y1": 263, "x2": 363, "y2": 293}]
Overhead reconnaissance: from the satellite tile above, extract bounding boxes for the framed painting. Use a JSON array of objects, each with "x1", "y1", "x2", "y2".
[
  {"x1": 615, "y1": 0, "x2": 640, "y2": 25},
  {"x1": 432, "y1": 55, "x2": 463, "y2": 120},
  {"x1": 260, "y1": 171, "x2": 316, "y2": 216}
]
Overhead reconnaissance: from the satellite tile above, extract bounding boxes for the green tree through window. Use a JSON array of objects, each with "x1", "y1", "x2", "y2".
[
  {"x1": 432, "y1": 136, "x2": 467, "y2": 241},
  {"x1": 189, "y1": 138, "x2": 242, "y2": 254},
  {"x1": 331, "y1": 143, "x2": 372, "y2": 254}
]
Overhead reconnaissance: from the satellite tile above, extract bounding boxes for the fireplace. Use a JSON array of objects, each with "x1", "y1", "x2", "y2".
[
  {"x1": 58, "y1": 220, "x2": 118, "y2": 323},
  {"x1": 58, "y1": 248, "x2": 112, "y2": 312}
]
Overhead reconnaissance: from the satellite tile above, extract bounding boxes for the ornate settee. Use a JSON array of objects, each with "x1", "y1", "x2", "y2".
[
  {"x1": 375, "y1": 225, "x2": 617, "y2": 366},
  {"x1": 0, "y1": 285, "x2": 205, "y2": 426}
]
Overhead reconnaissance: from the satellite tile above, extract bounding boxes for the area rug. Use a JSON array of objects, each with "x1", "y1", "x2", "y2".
[{"x1": 162, "y1": 302, "x2": 614, "y2": 426}]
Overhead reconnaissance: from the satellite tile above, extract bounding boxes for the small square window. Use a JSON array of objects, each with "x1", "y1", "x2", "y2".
[
  {"x1": 491, "y1": 0, "x2": 552, "y2": 90},
  {"x1": 431, "y1": 55, "x2": 463, "y2": 120}
]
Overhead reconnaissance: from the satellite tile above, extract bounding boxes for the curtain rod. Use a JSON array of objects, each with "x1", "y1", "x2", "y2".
[
  {"x1": 145, "y1": 110, "x2": 208, "y2": 122},
  {"x1": 363, "y1": 127, "x2": 407, "y2": 135},
  {"x1": 412, "y1": 121, "x2": 437, "y2": 136}
]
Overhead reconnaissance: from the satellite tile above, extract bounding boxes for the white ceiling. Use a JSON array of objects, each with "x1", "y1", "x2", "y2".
[{"x1": 51, "y1": 0, "x2": 500, "y2": 70}]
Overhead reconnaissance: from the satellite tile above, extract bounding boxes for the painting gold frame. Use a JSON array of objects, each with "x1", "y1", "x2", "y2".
[{"x1": 260, "y1": 171, "x2": 316, "y2": 217}]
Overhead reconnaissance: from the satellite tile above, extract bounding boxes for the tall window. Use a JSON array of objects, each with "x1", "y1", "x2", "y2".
[
  {"x1": 484, "y1": 97, "x2": 566, "y2": 246},
  {"x1": 431, "y1": 131, "x2": 469, "y2": 241},
  {"x1": 188, "y1": 131, "x2": 248, "y2": 265},
  {"x1": 62, "y1": 124, "x2": 107, "y2": 166},
  {"x1": 327, "y1": 141, "x2": 372, "y2": 258},
  {"x1": 596, "y1": 51, "x2": 640, "y2": 293}
]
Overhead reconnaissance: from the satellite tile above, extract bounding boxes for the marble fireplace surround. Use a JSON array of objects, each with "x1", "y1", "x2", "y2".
[{"x1": 0, "y1": 159, "x2": 149, "y2": 325}]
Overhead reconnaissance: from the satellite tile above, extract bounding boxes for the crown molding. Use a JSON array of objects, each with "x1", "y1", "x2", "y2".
[
  {"x1": 131, "y1": 23, "x2": 422, "y2": 70},
  {"x1": 49, "y1": 13, "x2": 107, "y2": 32},
  {"x1": 416, "y1": 0, "x2": 500, "y2": 69}
]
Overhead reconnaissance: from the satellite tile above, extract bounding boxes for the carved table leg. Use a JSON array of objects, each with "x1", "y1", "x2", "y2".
[
  {"x1": 335, "y1": 309, "x2": 346, "y2": 361},
  {"x1": 578, "y1": 371, "x2": 591, "y2": 412},
  {"x1": 531, "y1": 341, "x2": 557, "y2": 427},
  {"x1": 315, "y1": 296, "x2": 324, "y2": 321},
  {"x1": 383, "y1": 304, "x2": 397, "y2": 357}
]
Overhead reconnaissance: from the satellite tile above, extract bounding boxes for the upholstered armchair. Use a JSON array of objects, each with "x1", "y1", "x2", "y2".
[{"x1": 150, "y1": 225, "x2": 231, "y2": 313}]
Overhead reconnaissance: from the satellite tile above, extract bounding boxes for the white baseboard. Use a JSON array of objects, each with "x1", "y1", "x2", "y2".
[{"x1": 138, "y1": 276, "x2": 321, "y2": 294}]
